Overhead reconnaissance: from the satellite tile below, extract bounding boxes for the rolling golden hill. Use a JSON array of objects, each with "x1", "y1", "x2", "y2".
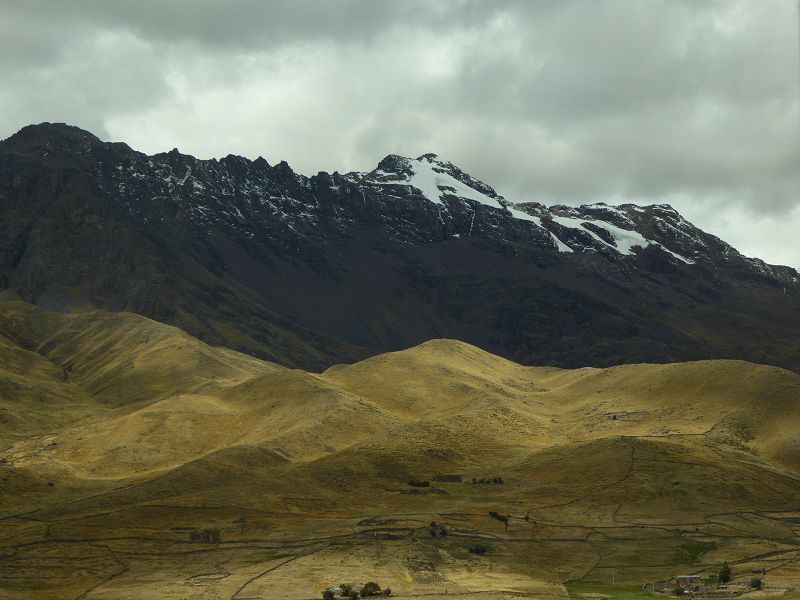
[{"x1": 1, "y1": 301, "x2": 800, "y2": 599}]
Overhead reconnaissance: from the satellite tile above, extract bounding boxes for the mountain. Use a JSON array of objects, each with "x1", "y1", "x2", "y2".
[
  {"x1": 1, "y1": 122, "x2": 798, "y2": 372},
  {"x1": 2, "y1": 302, "x2": 800, "y2": 598}
]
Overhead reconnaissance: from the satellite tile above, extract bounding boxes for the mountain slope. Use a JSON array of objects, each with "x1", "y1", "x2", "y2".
[
  {"x1": 1, "y1": 123, "x2": 798, "y2": 375},
  {"x1": 2, "y1": 307, "x2": 800, "y2": 598}
]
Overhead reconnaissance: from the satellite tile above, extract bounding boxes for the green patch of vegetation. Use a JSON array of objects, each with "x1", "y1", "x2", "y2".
[
  {"x1": 567, "y1": 583, "x2": 662, "y2": 600},
  {"x1": 677, "y1": 540, "x2": 716, "y2": 565}
]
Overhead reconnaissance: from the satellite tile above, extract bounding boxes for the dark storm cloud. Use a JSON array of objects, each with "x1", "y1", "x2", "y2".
[
  {"x1": 0, "y1": 0, "x2": 798, "y2": 266},
  {"x1": 2, "y1": 0, "x2": 457, "y2": 51}
]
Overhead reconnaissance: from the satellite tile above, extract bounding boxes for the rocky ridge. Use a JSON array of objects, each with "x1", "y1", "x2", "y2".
[{"x1": 1, "y1": 123, "x2": 798, "y2": 371}]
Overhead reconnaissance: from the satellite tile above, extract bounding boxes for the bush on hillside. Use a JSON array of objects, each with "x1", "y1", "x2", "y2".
[
  {"x1": 468, "y1": 543, "x2": 492, "y2": 555},
  {"x1": 408, "y1": 480, "x2": 430, "y2": 487},
  {"x1": 360, "y1": 582, "x2": 382, "y2": 597}
]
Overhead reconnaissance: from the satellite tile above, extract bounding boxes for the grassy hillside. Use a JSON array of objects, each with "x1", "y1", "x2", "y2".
[{"x1": 1, "y1": 302, "x2": 800, "y2": 599}]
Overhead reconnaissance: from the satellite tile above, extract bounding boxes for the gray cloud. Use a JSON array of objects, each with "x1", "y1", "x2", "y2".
[{"x1": 0, "y1": 0, "x2": 798, "y2": 266}]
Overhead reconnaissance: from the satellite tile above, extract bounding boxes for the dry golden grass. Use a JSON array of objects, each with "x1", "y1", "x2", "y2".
[{"x1": 1, "y1": 302, "x2": 800, "y2": 599}]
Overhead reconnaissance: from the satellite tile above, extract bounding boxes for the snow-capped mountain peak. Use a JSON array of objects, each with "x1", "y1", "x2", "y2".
[
  {"x1": 2, "y1": 122, "x2": 799, "y2": 375},
  {"x1": 360, "y1": 153, "x2": 706, "y2": 264},
  {"x1": 364, "y1": 153, "x2": 506, "y2": 211}
]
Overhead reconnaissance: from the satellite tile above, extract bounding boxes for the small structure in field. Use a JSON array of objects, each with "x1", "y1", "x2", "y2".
[
  {"x1": 676, "y1": 575, "x2": 702, "y2": 588},
  {"x1": 651, "y1": 574, "x2": 708, "y2": 596}
]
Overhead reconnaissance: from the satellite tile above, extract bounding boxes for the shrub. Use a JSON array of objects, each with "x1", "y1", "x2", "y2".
[
  {"x1": 719, "y1": 562, "x2": 732, "y2": 583},
  {"x1": 348, "y1": 590, "x2": 359, "y2": 600},
  {"x1": 429, "y1": 521, "x2": 441, "y2": 537},
  {"x1": 488, "y1": 511, "x2": 509, "y2": 524},
  {"x1": 750, "y1": 578, "x2": 763, "y2": 589},
  {"x1": 382, "y1": 589, "x2": 392, "y2": 596},
  {"x1": 323, "y1": 590, "x2": 335, "y2": 600},
  {"x1": 361, "y1": 582, "x2": 381, "y2": 597},
  {"x1": 340, "y1": 584, "x2": 353, "y2": 596},
  {"x1": 468, "y1": 543, "x2": 492, "y2": 555}
]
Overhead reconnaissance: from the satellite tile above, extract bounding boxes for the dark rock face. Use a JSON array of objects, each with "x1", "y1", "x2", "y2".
[{"x1": 1, "y1": 122, "x2": 798, "y2": 372}]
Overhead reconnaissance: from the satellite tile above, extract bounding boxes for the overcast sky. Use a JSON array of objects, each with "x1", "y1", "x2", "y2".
[{"x1": 1, "y1": 0, "x2": 798, "y2": 266}]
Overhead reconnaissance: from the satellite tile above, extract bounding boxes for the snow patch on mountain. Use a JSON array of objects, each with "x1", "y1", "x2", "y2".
[
  {"x1": 506, "y1": 206, "x2": 573, "y2": 253},
  {"x1": 550, "y1": 215, "x2": 693, "y2": 263},
  {"x1": 373, "y1": 155, "x2": 505, "y2": 210}
]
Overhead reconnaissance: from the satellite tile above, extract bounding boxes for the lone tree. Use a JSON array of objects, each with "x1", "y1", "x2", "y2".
[
  {"x1": 340, "y1": 584, "x2": 353, "y2": 597},
  {"x1": 429, "y1": 521, "x2": 439, "y2": 538},
  {"x1": 719, "y1": 562, "x2": 732, "y2": 583},
  {"x1": 750, "y1": 578, "x2": 763, "y2": 590}
]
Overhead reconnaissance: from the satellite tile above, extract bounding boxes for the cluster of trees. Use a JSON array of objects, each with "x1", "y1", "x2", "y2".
[
  {"x1": 472, "y1": 477, "x2": 504, "y2": 484},
  {"x1": 323, "y1": 583, "x2": 391, "y2": 600},
  {"x1": 718, "y1": 563, "x2": 763, "y2": 589},
  {"x1": 429, "y1": 521, "x2": 448, "y2": 538}
]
